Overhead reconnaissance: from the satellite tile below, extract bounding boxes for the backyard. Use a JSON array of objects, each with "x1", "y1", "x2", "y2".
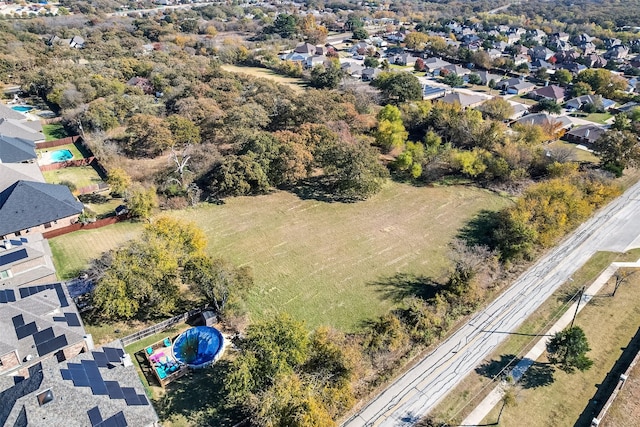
[
  {"x1": 49, "y1": 182, "x2": 511, "y2": 331},
  {"x1": 43, "y1": 165, "x2": 105, "y2": 189},
  {"x1": 42, "y1": 123, "x2": 68, "y2": 141}
]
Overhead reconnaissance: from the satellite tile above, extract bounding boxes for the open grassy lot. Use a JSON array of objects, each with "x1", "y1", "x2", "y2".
[
  {"x1": 49, "y1": 221, "x2": 143, "y2": 278},
  {"x1": 481, "y1": 263, "x2": 640, "y2": 426},
  {"x1": 50, "y1": 182, "x2": 510, "y2": 331},
  {"x1": 42, "y1": 123, "x2": 68, "y2": 140},
  {"x1": 43, "y1": 165, "x2": 104, "y2": 189},
  {"x1": 221, "y1": 64, "x2": 307, "y2": 93},
  {"x1": 431, "y1": 249, "x2": 640, "y2": 425}
]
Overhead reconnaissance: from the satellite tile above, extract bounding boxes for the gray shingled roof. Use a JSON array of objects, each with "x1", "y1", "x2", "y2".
[
  {"x1": 0, "y1": 103, "x2": 28, "y2": 121},
  {"x1": 0, "y1": 119, "x2": 44, "y2": 143},
  {"x1": 0, "y1": 136, "x2": 37, "y2": 163},
  {"x1": 0, "y1": 163, "x2": 44, "y2": 192},
  {"x1": 0, "y1": 181, "x2": 83, "y2": 236}
]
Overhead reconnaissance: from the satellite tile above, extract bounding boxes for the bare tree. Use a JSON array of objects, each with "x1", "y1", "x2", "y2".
[{"x1": 612, "y1": 268, "x2": 638, "y2": 296}]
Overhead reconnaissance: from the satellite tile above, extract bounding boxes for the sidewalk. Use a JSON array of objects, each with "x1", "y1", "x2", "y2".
[{"x1": 461, "y1": 260, "x2": 640, "y2": 426}]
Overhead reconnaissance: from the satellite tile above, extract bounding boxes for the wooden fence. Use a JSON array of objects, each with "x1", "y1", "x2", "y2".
[
  {"x1": 39, "y1": 156, "x2": 96, "y2": 171},
  {"x1": 36, "y1": 135, "x2": 80, "y2": 149},
  {"x1": 42, "y1": 215, "x2": 126, "y2": 239},
  {"x1": 120, "y1": 308, "x2": 205, "y2": 347}
]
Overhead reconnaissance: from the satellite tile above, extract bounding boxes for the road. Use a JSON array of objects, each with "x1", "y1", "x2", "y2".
[{"x1": 342, "y1": 178, "x2": 640, "y2": 427}]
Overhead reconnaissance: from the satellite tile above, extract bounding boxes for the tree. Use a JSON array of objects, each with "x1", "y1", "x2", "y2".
[
  {"x1": 310, "y1": 60, "x2": 344, "y2": 89},
  {"x1": 270, "y1": 14, "x2": 297, "y2": 38},
  {"x1": 467, "y1": 73, "x2": 482, "y2": 85},
  {"x1": 478, "y1": 97, "x2": 514, "y2": 121},
  {"x1": 183, "y1": 255, "x2": 253, "y2": 314},
  {"x1": 576, "y1": 68, "x2": 627, "y2": 97},
  {"x1": 345, "y1": 16, "x2": 363, "y2": 31},
  {"x1": 404, "y1": 32, "x2": 429, "y2": 51},
  {"x1": 352, "y1": 27, "x2": 369, "y2": 40},
  {"x1": 393, "y1": 141, "x2": 424, "y2": 179},
  {"x1": 167, "y1": 114, "x2": 201, "y2": 146},
  {"x1": 535, "y1": 67, "x2": 550, "y2": 81},
  {"x1": 612, "y1": 269, "x2": 637, "y2": 297},
  {"x1": 372, "y1": 72, "x2": 423, "y2": 104},
  {"x1": 546, "y1": 326, "x2": 593, "y2": 373},
  {"x1": 126, "y1": 185, "x2": 157, "y2": 219},
  {"x1": 376, "y1": 104, "x2": 408, "y2": 152},
  {"x1": 571, "y1": 81, "x2": 593, "y2": 97},
  {"x1": 555, "y1": 69, "x2": 573, "y2": 85},
  {"x1": 442, "y1": 72, "x2": 464, "y2": 88},
  {"x1": 592, "y1": 130, "x2": 640, "y2": 176},
  {"x1": 106, "y1": 167, "x2": 131, "y2": 197},
  {"x1": 125, "y1": 114, "x2": 174, "y2": 157},
  {"x1": 301, "y1": 15, "x2": 328, "y2": 44},
  {"x1": 364, "y1": 56, "x2": 379, "y2": 68},
  {"x1": 207, "y1": 154, "x2": 271, "y2": 196},
  {"x1": 536, "y1": 98, "x2": 562, "y2": 114}
]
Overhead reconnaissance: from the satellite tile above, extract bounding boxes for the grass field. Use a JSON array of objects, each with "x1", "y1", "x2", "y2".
[
  {"x1": 50, "y1": 221, "x2": 143, "y2": 278},
  {"x1": 547, "y1": 140, "x2": 599, "y2": 163},
  {"x1": 430, "y1": 249, "x2": 640, "y2": 425},
  {"x1": 569, "y1": 111, "x2": 613, "y2": 125},
  {"x1": 481, "y1": 262, "x2": 640, "y2": 426},
  {"x1": 42, "y1": 123, "x2": 68, "y2": 141},
  {"x1": 43, "y1": 165, "x2": 104, "y2": 189},
  {"x1": 221, "y1": 64, "x2": 307, "y2": 93},
  {"x1": 50, "y1": 182, "x2": 511, "y2": 331}
]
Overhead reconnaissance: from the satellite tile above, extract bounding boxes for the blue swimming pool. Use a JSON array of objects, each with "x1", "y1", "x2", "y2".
[
  {"x1": 50, "y1": 149, "x2": 73, "y2": 162},
  {"x1": 11, "y1": 105, "x2": 34, "y2": 112},
  {"x1": 172, "y1": 326, "x2": 224, "y2": 369}
]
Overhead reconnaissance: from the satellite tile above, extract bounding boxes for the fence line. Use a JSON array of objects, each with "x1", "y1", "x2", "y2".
[
  {"x1": 39, "y1": 156, "x2": 96, "y2": 171},
  {"x1": 120, "y1": 308, "x2": 205, "y2": 347},
  {"x1": 36, "y1": 135, "x2": 80, "y2": 149},
  {"x1": 42, "y1": 215, "x2": 127, "y2": 239}
]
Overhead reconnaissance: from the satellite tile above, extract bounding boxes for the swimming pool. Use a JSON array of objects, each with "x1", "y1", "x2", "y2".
[
  {"x1": 11, "y1": 105, "x2": 34, "y2": 113},
  {"x1": 172, "y1": 326, "x2": 225, "y2": 369}
]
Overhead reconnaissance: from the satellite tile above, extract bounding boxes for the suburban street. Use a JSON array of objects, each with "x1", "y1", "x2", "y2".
[{"x1": 342, "y1": 178, "x2": 640, "y2": 427}]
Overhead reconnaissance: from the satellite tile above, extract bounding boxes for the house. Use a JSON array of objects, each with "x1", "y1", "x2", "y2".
[
  {"x1": 422, "y1": 85, "x2": 446, "y2": 100},
  {"x1": 487, "y1": 48, "x2": 503, "y2": 59},
  {"x1": 293, "y1": 43, "x2": 324, "y2": 56},
  {"x1": 0, "y1": 232, "x2": 56, "y2": 288},
  {"x1": 0, "y1": 136, "x2": 37, "y2": 163},
  {"x1": 440, "y1": 64, "x2": 471, "y2": 76},
  {"x1": 565, "y1": 94, "x2": 615, "y2": 111},
  {"x1": 437, "y1": 92, "x2": 487, "y2": 109},
  {"x1": 604, "y1": 45, "x2": 629, "y2": 60},
  {"x1": 0, "y1": 181, "x2": 84, "y2": 239},
  {"x1": 126, "y1": 77, "x2": 154, "y2": 95},
  {"x1": 305, "y1": 55, "x2": 328, "y2": 69},
  {"x1": 513, "y1": 53, "x2": 530, "y2": 65},
  {"x1": 475, "y1": 70, "x2": 503, "y2": 86},
  {"x1": 554, "y1": 50, "x2": 580, "y2": 64},
  {"x1": 558, "y1": 62, "x2": 587, "y2": 75},
  {"x1": 613, "y1": 101, "x2": 640, "y2": 114},
  {"x1": 341, "y1": 62, "x2": 365, "y2": 77},
  {"x1": 422, "y1": 57, "x2": 452, "y2": 74},
  {"x1": 529, "y1": 85, "x2": 566, "y2": 102},
  {"x1": 584, "y1": 54, "x2": 607, "y2": 68},
  {"x1": 565, "y1": 124, "x2": 606, "y2": 145},
  {"x1": 387, "y1": 31, "x2": 406, "y2": 43},
  {"x1": 392, "y1": 53, "x2": 420, "y2": 67},
  {"x1": 361, "y1": 68, "x2": 381, "y2": 82},
  {"x1": 509, "y1": 103, "x2": 530, "y2": 120},
  {"x1": 530, "y1": 59, "x2": 554, "y2": 71},
  {"x1": 515, "y1": 113, "x2": 573, "y2": 130},
  {"x1": 529, "y1": 46, "x2": 555, "y2": 61}
]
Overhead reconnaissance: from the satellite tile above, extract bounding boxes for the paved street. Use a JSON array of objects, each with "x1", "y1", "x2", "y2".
[{"x1": 342, "y1": 178, "x2": 640, "y2": 427}]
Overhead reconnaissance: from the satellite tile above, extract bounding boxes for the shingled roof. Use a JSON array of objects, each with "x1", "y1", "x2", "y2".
[
  {"x1": 0, "y1": 136, "x2": 37, "y2": 163},
  {"x1": 0, "y1": 181, "x2": 83, "y2": 236}
]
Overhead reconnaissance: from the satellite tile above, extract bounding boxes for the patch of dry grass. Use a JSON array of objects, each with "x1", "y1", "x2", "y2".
[{"x1": 221, "y1": 64, "x2": 307, "y2": 92}]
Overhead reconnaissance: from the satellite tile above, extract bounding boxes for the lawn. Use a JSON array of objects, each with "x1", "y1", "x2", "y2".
[
  {"x1": 511, "y1": 94, "x2": 538, "y2": 105},
  {"x1": 221, "y1": 64, "x2": 307, "y2": 93},
  {"x1": 430, "y1": 249, "x2": 640, "y2": 425},
  {"x1": 481, "y1": 262, "x2": 640, "y2": 426},
  {"x1": 602, "y1": 344, "x2": 640, "y2": 426},
  {"x1": 569, "y1": 111, "x2": 613, "y2": 124},
  {"x1": 49, "y1": 182, "x2": 511, "y2": 331},
  {"x1": 37, "y1": 142, "x2": 88, "y2": 161},
  {"x1": 43, "y1": 165, "x2": 104, "y2": 189},
  {"x1": 42, "y1": 123, "x2": 68, "y2": 141},
  {"x1": 49, "y1": 221, "x2": 143, "y2": 278}
]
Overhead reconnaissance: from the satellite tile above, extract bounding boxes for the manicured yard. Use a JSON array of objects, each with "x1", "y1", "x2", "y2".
[
  {"x1": 221, "y1": 64, "x2": 307, "y2": 93},
  {"x1": 49, "y1": 221, "x2": 143, "y2": 278},
  {"x1": 49, "y1": 182, "x2": 511, "y2": 331},
  {"x1": 42, "y1": 123, "x2": 68, "y2": 140},
  {"x1": 584, "y1": 111, "x2": 613, "y2": 124},
  {"x1": 43, "y1": 165, "x2": 104, "y2": 189},
  {"x1": 37, "y1": 142, "x2": 87, "y2": 161},
  {"x1": 511, "y1": 94, "x2": 538, "y2": 105},
  {"x1": 481, "y1": 264, "x2": 640, "y2": 426}
]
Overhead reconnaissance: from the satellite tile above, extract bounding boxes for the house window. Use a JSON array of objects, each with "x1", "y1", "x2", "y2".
[
  {"x1": 0, "y1": 270, "x2": 11, "y2": 279},
  {"x1": 44, "y1": 222, "x2": 52, "y2": 229}
]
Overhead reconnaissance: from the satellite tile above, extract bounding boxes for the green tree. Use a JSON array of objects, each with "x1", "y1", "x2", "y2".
[
  {"x1": 372, "y1": 72, "x2": 423, "y2": 104},
  {"x1": 393, "y1": 141, "x2": 425, "y2": 179},
  {"x1": 467, "y1": 73, "x2": 482, "y2": 85},
  {"x1": 404, "y1": 32, "x2": 429, "y2": 50},
  {"x1": 345, "y1": 16, "x2": 364, "y2": 31},
  {"x1": 592, "y1": 130, "x2": 640, "y2": 176},
  {"x1": 167, "y1": 114, "x2": 201, "y2": 146},
  {"x1": 479, "y1": 97, "x2": 514, "y2": 121},
  {"x1": 125, "y1": 114, "x2": 174, "y2": 157},
  {"x1": 536, "y1": 98, "x2": 562, "y2": 114},
  {"x1": 555, "y1": 69, "x2": 573, "y2": 85},
  {"x1": 352, "y1": 27, "x2": 369, "y2": 40},
  {"x1": 208, "y1": 154, "x2": 271, "y2": 196},
  {"x1": 576, "y1": 68, "x2": 627, "y2": 97},
  {"x1": 126, "y1": 185, "x2": 157, "y2": 220},
  {"x1": 376, "y1": 104, "x2": 408, "y2": 152},
  {"x1": 364, "y1": 56, "x2": 379, "y2": 68},
  {"x1": 106, "y1": 167, "x2": 131, "y2": 197},
  {"x1": 270, "y1": 14, "x2": 297, "y2": 38},
  {"x1": 442, "y1": 72, "x2": 464, "y2": 88},
  {"x1": 571, "y1": 81, "x2": 593, "y2": 97},
  {"x1": 309, "y1": 60, "x2": 344, "y2": 89},
  {"x1": 546, "y1": 326, "x2": 593, "y2": 373}
]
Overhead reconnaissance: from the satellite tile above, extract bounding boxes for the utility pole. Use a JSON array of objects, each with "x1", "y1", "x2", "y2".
[{"x1": 570, "y1": 286, "x2": 585, "y2": 329}]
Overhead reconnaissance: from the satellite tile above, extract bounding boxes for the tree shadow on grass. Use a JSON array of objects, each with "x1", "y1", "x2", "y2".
[
  {"x1": 368, "y1": 273, "x2": 443, "y2": 303},
  {"x1": 287, "y1": 176, "x2": 359, "y2": 203},
  {"x1": 476, "y1": 354, "x2": 520, "y2": 380},
  {"x1": 155, "y1": 360, "x2": 245, "y2": 426},
  {"x1": 476, "y1": 354, "x2": 555, "y2": 389},
  {"x1": 457, "y1": 210, "x2": 501, "y2": 248},
  {"x1": 519, "y1": 361, "x2": 555, "y2": 389}
]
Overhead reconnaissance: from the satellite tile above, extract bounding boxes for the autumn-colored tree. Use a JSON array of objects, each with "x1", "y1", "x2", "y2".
[
  {"x1": 376, "y1": 104, "x2": 408, "y2": 152},
  {"x1": 106, "y1": 167, "x2": 131, "y2": 197},
  {"x1": 404, "y1": 31, "x2": 429, "y2": 50},
  {"x1": 125, "y1": 114, "x2": 174, "y2": 157}
]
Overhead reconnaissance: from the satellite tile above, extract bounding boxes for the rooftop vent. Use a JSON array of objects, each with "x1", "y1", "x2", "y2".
[{"x1": 37, "y1": 389, "x2": 54, "y2": 406}]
